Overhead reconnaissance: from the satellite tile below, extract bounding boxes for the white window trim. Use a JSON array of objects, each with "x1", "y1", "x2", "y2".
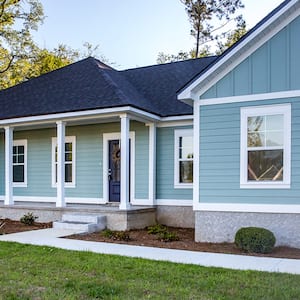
[
  {"x1": 13, "y1": 139, "x2": 27, "y2": 187},
  {"x1": 240, "y1": 103, "x2": 291, "y2": 189},
  {"x1": 52, "y1": 136, "x2": 76, "y2": 188},
  {"x1": 174, "y1": 129, "x2": 193, "y2": 189}
]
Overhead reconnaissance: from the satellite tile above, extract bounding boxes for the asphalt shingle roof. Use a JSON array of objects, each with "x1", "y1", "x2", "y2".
[{"x1": 0, "y1": 55, "x2": 217, "y2": 120}]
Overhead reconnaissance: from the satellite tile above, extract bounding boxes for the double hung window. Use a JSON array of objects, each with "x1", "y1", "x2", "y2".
[
  {"x1": 13, "y1": 140, "x2": 27, "y2": 187},
  {"x1": 240, "y1": 104, "x2": 291, "y2": 188},
  {"x1": 52, "y1": 136, "x2": 76, "y2": 187},
  {"x1": 174, "y1": 129, "x2": 193, "y2": 188}
]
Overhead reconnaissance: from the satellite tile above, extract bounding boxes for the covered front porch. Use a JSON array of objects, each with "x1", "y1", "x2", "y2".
[{"x1": 0, "y1": 107, "x2": 158, "y2": 221}]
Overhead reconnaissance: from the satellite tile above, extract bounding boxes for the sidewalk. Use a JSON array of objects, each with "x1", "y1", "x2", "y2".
[{"x1": 0, "y1": 228, "x2": 299, "y2": 275}]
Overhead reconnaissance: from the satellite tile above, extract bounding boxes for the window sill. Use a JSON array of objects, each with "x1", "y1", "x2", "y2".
[
  {"x1": 174, "y1": 183, "x2": 193, "y2": 189},
  {"x1": 240, "y1": 182, "x2": 290, "y2": 189},
  {"x1": 13, "y1": 183, "x2": 27, "y2": 188},
  {"x1": 52, "y1": 184, "x2": 76, "y2": 189}
]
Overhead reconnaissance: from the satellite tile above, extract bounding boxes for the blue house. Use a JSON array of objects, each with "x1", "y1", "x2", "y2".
[{"x1": 0, "y1": 0, "x2": 299, "y2": 247}]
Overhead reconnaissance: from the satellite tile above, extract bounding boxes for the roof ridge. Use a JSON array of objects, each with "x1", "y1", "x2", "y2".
[{"x1": 121, "y1": 55, "x2": 218, "y2": 72}]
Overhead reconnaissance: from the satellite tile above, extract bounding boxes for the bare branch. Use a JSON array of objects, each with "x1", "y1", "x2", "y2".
[{"x1": 0, "y1": 54, "x2": 15, "y2": 73}]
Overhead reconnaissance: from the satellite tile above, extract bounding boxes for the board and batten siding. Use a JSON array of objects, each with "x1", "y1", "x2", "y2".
[
  {"x1": 0, "y1": 121, "x2": 149, "y2": 201},
  {"x1": 201, "y1": 15, "x2": 300, "y2": 99},
  {"x1": 156, "y1": 126, "x2": 193, "y2": 201},
  {"x1": 198, "y1": 98, "x2": 300, "y2": 205}
]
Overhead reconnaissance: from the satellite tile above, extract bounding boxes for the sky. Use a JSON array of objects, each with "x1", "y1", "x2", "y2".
[{"x1": 33, "y1": 0, "x2": 283, "y2": 70}]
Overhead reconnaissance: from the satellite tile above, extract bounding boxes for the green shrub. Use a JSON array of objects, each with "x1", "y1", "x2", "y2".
[
  {"x1": 234, "y1": 227, "x2": 276, "y2": 254},
  {"x1": 147, "y1": 224, "x2": 167, "y2": 235},
  {"x1": 157, "y1": 231, "x2": 179, "y2": 242},
  {"x1": 102, "y1": 229, "x2": 131, "y2": 241},
  {"x1": 20, "y1": 212, "x2": 38, "y2": 225}
]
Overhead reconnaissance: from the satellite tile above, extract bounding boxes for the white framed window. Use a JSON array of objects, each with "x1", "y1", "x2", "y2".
[
  {"x1": 240, "y1": 103, "x2": 291, "y2": 189},
  {"x1": 13, "y1": 139, "x2": 27, "y2": 187},
  {"x1": 52, "y1": 136, "x2": 76, "y2": 188},
  {"x1": 174, "y1": 129, "x2": 193, "y2": 188}
]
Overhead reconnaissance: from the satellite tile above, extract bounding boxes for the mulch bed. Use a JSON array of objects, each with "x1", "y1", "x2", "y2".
[
  {"x1": 0, "y1": 218, "x2": 52, "y2": 234},
  {"x1": 67, "y1": 226, "x2": 300, "y2": 260}
]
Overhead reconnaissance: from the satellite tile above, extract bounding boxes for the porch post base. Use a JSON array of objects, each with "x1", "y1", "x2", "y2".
[{"x1": 119, "y1": 202, "x2": 131, "y2": 210}]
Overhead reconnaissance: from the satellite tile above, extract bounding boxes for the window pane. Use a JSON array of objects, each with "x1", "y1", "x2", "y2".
[
  {"x1": 65, "y1": 153, "x2": 72, "y2": 162},
  {"x1": 248, "y1": 132, "x2": 265, "y2": 147},
  {"x1": 18, "y1": 154, "x2": 24, "y2": 164},
  {"x1": 65, "y1": 164, "x2": 72, "y2": 182},
  {"x1": 18, "y1": 146, "x2": 24, "y2": 155},
  {"x1": 248, "y1": 150, "x2": 283, "y2": 181},
  {"x1": 266, "y1": 115, "x2": 283, "y2": 131},
  {"x1": 65, "y1": 142, "x2": 72, "y2": 152},
  {"x1": 180, "y1": 136, "x2": 193, "y2": 159},
  {"x1": 248, "y1": 116, "x2": 265, "y2": 132},
  {"x1": 13, "y1": 146, "x2": 17, "y2": 155},
  {"x1": 13, "y1": 165, "x2": 24, "y2": 182},
  {"x1": 13, "y1": 155, "x2": 17, "y2": 164},
  {"x1": 179, "y1": 161, "x2": 193, "y2": 183},
  {"x1": 266, "y1": 131, "x2": 283, "y2": 146}
]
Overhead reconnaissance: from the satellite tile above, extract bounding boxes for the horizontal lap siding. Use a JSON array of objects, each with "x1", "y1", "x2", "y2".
[
  {"x1": 201, "y1": 16, "x2": 300, "y2": 99},
  {"x1": 156, "y1": 126, "x2": 193, "y2": 200},
  {"x1": 199, "y1": 99, "x2": 300, "y2": 205},
  {"x1": 133, "y1": 121, "x2": 149, "y2": 200},
  {"x1": 0, "y1": 122, "x2": 149, "y2": 200}
]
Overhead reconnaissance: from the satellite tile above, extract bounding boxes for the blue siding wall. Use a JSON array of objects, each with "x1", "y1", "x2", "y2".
[
  {"x1": 201, "y1": 16, "x2": 300, "y2": 99},
  {"x1": 156, "y1": 126, "x2": 193, "y2": 200},
  {"x1": 0, "y1": 121, "x2": 149, "y2": 200},
  {"x1": 199, "y1": 98, "x2": 300, "y2": 205}
]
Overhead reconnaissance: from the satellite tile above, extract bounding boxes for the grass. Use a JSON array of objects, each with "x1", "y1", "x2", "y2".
[{"x1": 0, "y1": 242, "x2": 299, "y2": 299}]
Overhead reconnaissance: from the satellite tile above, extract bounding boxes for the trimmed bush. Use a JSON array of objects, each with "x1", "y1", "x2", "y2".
[
  {"x1": 234, "y1": 227, "x2": 276, "y2": 254},
  {"x1": 20, "y1": 212, "x2": 38, "y2": 225}
]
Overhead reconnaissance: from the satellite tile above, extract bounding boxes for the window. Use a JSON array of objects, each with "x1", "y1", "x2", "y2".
[
  {"x1": 240, "y1": 104, "x2": 291, "y2": 188},
  {"x1": 13, "y1": 140, "x2": 27, "y2": 187},
  {"x1": 52, "y1": 136, "x2": 76, "y2": 187},
  {"x1": 174, "y1": 129, "x2": 193, "y2": 188}
]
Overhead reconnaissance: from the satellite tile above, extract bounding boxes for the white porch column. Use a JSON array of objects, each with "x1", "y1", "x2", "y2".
[
  {"x1": 119, "y1": 114, "x2": 131, "y2": 210},
  {"x1": 147, "y1": 123, "x2": 156, "y2": 205},
  {"x1": 56, "y1": 121, "x2": 66, "y2": 207},
  {"x1": 4, "y1": 126, "x2": 13, "y2": 205}
]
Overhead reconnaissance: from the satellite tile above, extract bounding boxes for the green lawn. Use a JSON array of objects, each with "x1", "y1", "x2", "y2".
[{"x1": 0, "y1": 242, "x2": 299, "y2": 300}]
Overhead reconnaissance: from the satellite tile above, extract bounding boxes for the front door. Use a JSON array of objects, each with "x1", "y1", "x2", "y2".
[{"x1": 108, "y1": 140, "x2": 121, "y2": 202}]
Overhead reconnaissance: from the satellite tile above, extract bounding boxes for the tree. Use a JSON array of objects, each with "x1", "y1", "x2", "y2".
[
  {"x1": 216, "y1": 25, "x2": 247, "y2": 54},
  {"x1": 156, "y1": 46, "x2": 211, "y2": 64},
  {"x1": 180, "y1": 0, "x2": 245, "y2": 57},
  {"x1": 0, "y1": 0, "x2": 44, "y2": 74}
]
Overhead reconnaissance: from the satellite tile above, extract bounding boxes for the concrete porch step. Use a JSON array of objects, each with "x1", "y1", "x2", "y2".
[{"x1": 53, "y1": 214, "x2": 106, "y2": 233}]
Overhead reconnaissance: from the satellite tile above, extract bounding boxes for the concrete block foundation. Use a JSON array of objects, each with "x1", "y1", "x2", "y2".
[
  {"x1": 195, "y1": 211, "x2": 300, "y2": 248},
  {"x1": 156, "y1": 206, "x2": 194, "y2": 228}
]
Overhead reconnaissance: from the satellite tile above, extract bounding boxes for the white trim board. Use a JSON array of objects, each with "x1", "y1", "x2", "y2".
[
  {"x1": 195, "y1": 203, "x2": 300, "y2": 214},
  {"x1": 178, "y1": 1, "x2": 300, "y2": 101},
  {"x1": 0, "y1": 196, "x2": 105, "y2": 204},
  {"x1": 156, "y1": 199, "x2": 193, "y2": 206},
  {"x1": 198, "y1": 90, "x2": 300, "y2": 106}
]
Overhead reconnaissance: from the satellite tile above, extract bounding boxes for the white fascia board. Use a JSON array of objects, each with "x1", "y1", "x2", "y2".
[
  {"x1": 0, "y1": 106, "x2": 160, "y2": 127},
  {"x1": 178, "y1": 0, "x2": 300, "y2": 102},
  {"x1": 0, "y1": 106, "x2": 194, "y2": 129}
]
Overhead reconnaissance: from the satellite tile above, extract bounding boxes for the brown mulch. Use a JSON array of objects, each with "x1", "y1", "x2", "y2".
[
  {"x1": 0, "y1": 218, "x2": 52, "y2": 234},
  {"x1": 67, "y1": 226, "x2": 300, "y2": 260}
]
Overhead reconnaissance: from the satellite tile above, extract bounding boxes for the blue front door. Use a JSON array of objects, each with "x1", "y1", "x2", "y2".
[{"x1": 109, "y1": 140, "x2": 121, "y2": 202}]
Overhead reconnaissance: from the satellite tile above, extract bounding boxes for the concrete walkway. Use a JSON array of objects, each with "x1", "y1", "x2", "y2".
[{"x1": 0, "y1": 228, "x2": 299, "y2": 275}]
